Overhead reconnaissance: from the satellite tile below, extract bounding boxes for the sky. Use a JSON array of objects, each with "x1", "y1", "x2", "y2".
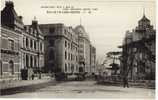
[{"x1": 1, "y1": 0, "x2": 156, "y2": 64}]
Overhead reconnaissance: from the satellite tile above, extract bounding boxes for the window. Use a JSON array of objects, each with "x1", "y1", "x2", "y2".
[
  {"x1": 26, "y1": 38, "x2": 29, "y2": 47},
  {"x1": 65, "y1": 51, "x2": 67, "y2": 60},
  {"x1": 65, "y1": 40, "x2": 67, "y2": 47},
  {"x1": 34, "y1": 41, "x2": 36, "y2": 50},
  {"x1": 40, "y1": 43, "x2": 43, "y2": 51},
  {"x1": 8, "y1": 39, "x2": 14, "y2": 50},
  {"x1": 23, "y1": 38, "x2": 25, "y2": 48},
  {"x1": 71, "y1": 64, "x2": 74, "y2": 73},
  {"x1": 71, "y1": 54, "x2": 72, "y2": 60},
  {"x1": 26, "y1": 55, "x2": 29, "y2": 67},
  {"x1": 68, "y1": 43, "x2": 70, "y2": 49},
  {"x1": 76, "y1": 56, "x2": 77, "y2": 61},
  {"x1": 30, "y1": 56, "x2": 33, "y2": 67},
  {"x1": 30, "y1": 39, "x2": 33, "y2": 49},
  {"x1": 9, "y1": 60, "x2": 14, "y2": 74},
  {"x1": 65, "y1": 63, "x2": 67, "y2": 72},
  {"x1": 34, "y1": 56, "x2": 37, "y2": 67},
  {"x1": 68, "y1": 53, "x2": 70, "y2": 60},
  {"x1": 49, "y1": 27, "x2": 55, "y2": 34},
  {"x1": 71, "y1": 43, "x2": 73, "y2": 50},
  {"x1": 64, "y1": 29, "x2": 67, "y2": 35}
]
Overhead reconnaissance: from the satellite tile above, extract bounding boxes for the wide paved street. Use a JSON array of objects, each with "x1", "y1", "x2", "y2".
[{"x1": 1, "y1": 81, "x2": 155, "y2": 99}]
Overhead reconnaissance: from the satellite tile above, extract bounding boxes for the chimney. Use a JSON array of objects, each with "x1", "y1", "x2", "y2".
[
  {"x1": 32, "y1": 16, "x2": 38, "y2": 28},
  {"x1": 19, "y1": 16, "x2": 23, "y2": 21},
  {"x1": 5, "y1": 1, "x2": 14, "y2": 8}
]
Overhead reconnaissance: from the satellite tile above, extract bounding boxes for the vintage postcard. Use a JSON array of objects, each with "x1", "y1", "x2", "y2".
[{"x1": 0, "y1": 0, "x2": 156, "y2": 99}]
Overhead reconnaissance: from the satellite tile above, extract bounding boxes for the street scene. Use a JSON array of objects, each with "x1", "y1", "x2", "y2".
[{"x1": 0, "y1": 0, "x2": 156, "y2": 99}]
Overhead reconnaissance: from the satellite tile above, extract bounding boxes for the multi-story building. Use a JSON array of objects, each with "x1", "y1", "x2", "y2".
[
  {"x1": 0, "y1": 26, "x2": 21, "y2": 80},
  {"x1": 21, "y1": 19, "x2": 44, "y2": 79},
  {"x1": 90, "y1": 45, "x2": 96, "y2": 73},
  {"x1": 0, "y1": 1, "x2": 23, "y2": 80},
  {"x1": 0, "y1": 1, "x2": 44, "y2": 80},
  {"x1": 39, "y1": 24, "x2": 79, "y2": 75},
  {"x1": 121, "y1": 14, "x2": 156, "y2": 81},
  {"x1": 74, "y1": 25, "x2": 91, "y2": 74}
]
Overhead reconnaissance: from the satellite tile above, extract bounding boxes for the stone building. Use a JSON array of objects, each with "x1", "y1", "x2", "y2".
[
  {"x1": 121, "y1": 14, "x2": 156, "y2": 81},
  {"x1": 21, "y1": 19, "x2": 44, "y2": 79},
  {"x1": 0, "y1": 1, "x2": 44, "y2": 80},
  {"x1": 74, "y1": 25, "x2": 92, "y2": 74},
  {"x1": 0, "y1": 26, "x2": 21, "y2": 80},
  {"x1": 39, "y1": 24, "x2": 79, "y2": 74},
  {"x1": 0, "y1": 1, "x2": 23, "y2": 80}
]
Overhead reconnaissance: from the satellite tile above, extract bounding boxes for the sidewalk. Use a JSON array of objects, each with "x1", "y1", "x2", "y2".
[
  {"x1": 97, "y1": 80, "x2": 155, "y2": 89},
  {"x1": 0, "y1": 77, "x2": 54, "y2": 90}
]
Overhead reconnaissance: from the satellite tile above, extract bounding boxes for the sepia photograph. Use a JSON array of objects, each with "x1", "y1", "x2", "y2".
[{"x1": 0, "y1": 0, "x2": 156, "y2": 99}]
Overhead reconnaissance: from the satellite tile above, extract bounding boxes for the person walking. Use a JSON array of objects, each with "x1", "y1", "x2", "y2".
[{"x1": 123, "y1": 76, "x2": 129, "y2": 88}]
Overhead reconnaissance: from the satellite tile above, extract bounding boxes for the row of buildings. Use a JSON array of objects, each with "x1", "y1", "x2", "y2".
[
  {"x1": 39, "y1": 24, "x2": 96, "y2": 75},
  {"x1": 120, "y1": 13, "x2": 156, "y2": 81},
  {"x1": 0, "y1": 1, "x2": 96, "y2": 80}
]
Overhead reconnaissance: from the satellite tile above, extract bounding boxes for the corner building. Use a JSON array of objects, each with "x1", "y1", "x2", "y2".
[
  {"x1": 0, "y1": 1, "x2": 23, "y2": 79},
  {"x1": 39, "y1": 24, "x2": 79, "y2": 74}
]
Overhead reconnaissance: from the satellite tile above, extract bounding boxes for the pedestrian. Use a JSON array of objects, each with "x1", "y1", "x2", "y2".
[
  {"x1": 32, "y1": 74, "x2": 34, "y2": 80},
  {"x1": 123, "y1": 76, "x2": 129, "y2": 88}
]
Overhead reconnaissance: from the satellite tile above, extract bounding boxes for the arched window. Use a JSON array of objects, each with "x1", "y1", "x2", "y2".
[
  {"x1": 9, "y1": 60, "x2": 14, "y2": 75},
  {"x1": 65, "y1": 51, "x2": 67, "y2": 60}
]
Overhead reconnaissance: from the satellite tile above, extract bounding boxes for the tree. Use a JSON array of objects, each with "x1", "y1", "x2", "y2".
[{"x1": 106, "y1": 51, "x2": 121, "y2": 75}]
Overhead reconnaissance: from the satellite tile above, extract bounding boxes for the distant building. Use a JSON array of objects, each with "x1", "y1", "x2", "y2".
[
  {"x1": 90, "y1": 45, "x2": 96, "y2": 73},
  {"x1": 121, "y1": 14, "x2": 156, "y2": 81},
  {"x1": 39, "y1": 24, "x2": 79, "y2": 74},
  {"x1": 74, "y1": 25, "x2": 91, "y2": 74}
]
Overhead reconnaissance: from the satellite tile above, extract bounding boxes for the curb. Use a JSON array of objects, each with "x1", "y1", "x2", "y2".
[{"x1": 0, "y1": 79, "x2": 56, "y2": 96}]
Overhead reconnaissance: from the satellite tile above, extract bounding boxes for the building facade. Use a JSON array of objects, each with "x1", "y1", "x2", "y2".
[
  {"x1": 1, "y1": 1, "x2": 23, "y2": 80},
  {"x1": 21, "y1": 20, "x2": 44, "y2": 79},
  {"x1": 1, "y1": 1, "x2": 44, "y2": 80},
  {"x1": 74, "y1": 25, "x2": 92, "y2": 74},
  {"x1": 1, "y1": 1, "x2": 96, "y2": 79},
  {"x1": 121, "y1": 14, "x2": 156, "y2": 81},
  {"x1": 0, "y1": 26, "x2": 21, "y2": 80},
  {"x1": 39, "y1": 24, "x2": 79, "y2": 74}
]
